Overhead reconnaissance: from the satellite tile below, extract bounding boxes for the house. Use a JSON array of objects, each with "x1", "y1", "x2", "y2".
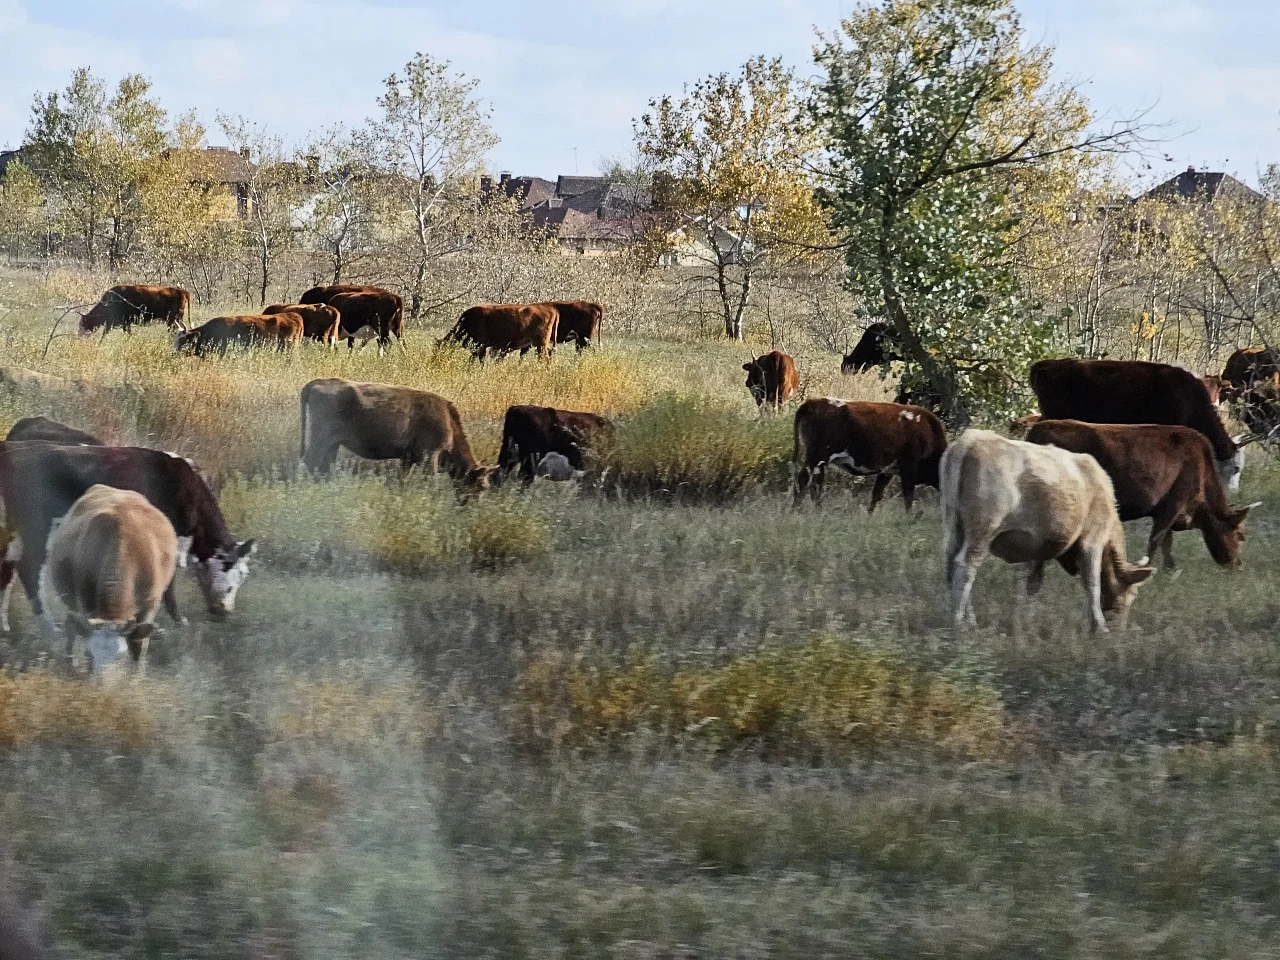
[
  {"x1": 163, "y1": 146, "x2": 256, "y2": 217},
  {"x1": 1137, "y1": 167, "x2": 1266, "y2": 207},
  {"x1": 480, "y1": 172, "x2": 658, "y2": 255}
]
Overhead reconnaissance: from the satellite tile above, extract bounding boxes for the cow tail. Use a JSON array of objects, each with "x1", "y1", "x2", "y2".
[{"x1": 299, "y1": 382, "x2": 312, "y2": 461}]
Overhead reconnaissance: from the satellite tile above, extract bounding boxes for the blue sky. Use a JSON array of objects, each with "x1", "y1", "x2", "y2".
[{"x1": 2, "y1": 0, "x2": 1279, "y2": 185}]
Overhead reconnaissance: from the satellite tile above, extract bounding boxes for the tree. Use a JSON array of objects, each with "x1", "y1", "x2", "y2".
[
  {"x1": 636, "y1": 56, "x2": 829, "y2": 340},
  {"x1": 367, "y1": 53, "x2": 499, "y2": 320},
  {"x1": 0, "y1": 159, "x2": 46, "y2": 260},
  {"x1": 218, "y1": 115, "x2": 301, "y2": 306},
  {"x1": 810, "y1": 0, "x2": 1142, "y2": 421},
  {"x1": 299, "y1": 127, "x2": 386, "y2": 284},
  {"x1": 25, "y1": 69, "x2": 172, "y2": 269}
]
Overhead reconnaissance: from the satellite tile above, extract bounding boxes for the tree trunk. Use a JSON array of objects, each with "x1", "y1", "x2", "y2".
[
  {"x1": 258, "y1": 241, "x2": 270, "y2": 307},
  {"x1": 715, "y1": 259, "x2": 741, "y2": 341},
  {"x1": 410, "y1": 259, "x2": 427, "y2": 320},
  {"x1": 731, "y1": 264, "x2": 752, "y2": 342}
]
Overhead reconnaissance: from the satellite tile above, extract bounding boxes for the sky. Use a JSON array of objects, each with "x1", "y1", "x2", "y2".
[{"x1": 2, "y1": 0, "x2": 1279, "y2": 186}]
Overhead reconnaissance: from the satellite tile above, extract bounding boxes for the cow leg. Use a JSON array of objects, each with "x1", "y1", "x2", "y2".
[
  {"x1": 869, "y1": 472, "x2": 893, "y2": 513},
  {"x1": 18, "y1": 555, "x2": 45, "y2": 621},
  {"x1": 1146, "y1": 509, "x2": 1179, "y2": 570},
  {"x1": 1079, "y1": 546, "x2": 1109, "y2": 633},
  {"x1": 792, "y1": 465, "x2": 810, "y2": 507},
  {"x1": 1014, "y1": 561, "x2": 1046, "y2": 634},
  {"x1": 163, "y1": 581, "x2": 186, "y2": 625},
  {"x1": 951, "y1": 546, "x2": 983, "y2": 626},
  {"x1": 521, "y1": 454, "x2": 537, "y2": 487}
]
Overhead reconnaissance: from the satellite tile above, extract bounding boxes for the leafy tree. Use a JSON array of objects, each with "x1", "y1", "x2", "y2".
[
  {"x1": 636, "y1": 56, "x2": 828, "y2": 340},
  {"x1": 0, "y1": 159, "x2": 46, "y2": 259},
  {"x1": 367, "y1": 53, "x2": 499, "y2": 319},
  {"x1": 25, "y1": 69, "x2": 172, "y2": 269},
  {"x1": 299, "y1": 127, "x2": 387, "y2": 284},
  {"x1": 810, "y1": 0, "x2": 1141, "y2": 421}
]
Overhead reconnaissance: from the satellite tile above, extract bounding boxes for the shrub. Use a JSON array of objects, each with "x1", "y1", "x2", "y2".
[{"x1": 0, "y1": 670, "x2": 167, "y2": 751}]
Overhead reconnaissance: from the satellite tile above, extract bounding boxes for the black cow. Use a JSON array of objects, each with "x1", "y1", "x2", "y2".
[{"x1": 498, "y1": 405, "x2": 613, "y2": 485}]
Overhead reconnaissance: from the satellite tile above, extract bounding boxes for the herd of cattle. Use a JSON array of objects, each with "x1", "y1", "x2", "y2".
[
  {"x1": 6, "y1": 283, "x2": 1278, "y2": 665},
  {"x1": 78, "y1": 283, "x2": 603, "y2": 358}
]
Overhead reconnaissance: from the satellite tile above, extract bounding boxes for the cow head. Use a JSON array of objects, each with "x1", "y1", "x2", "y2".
[
  {"x1": 1220, "y1": 441, "x2": 1247, "y2": 492},
  {"x1": 1099, "y1": 549, "x2": 1156, "y2": 631},
  {"x1": 79, "y1": 305, "x2": 105, "y2": 336},
  {"x1": 65, "y1": 613, "x2": 155, "y2": 670},
  {"x1": 465, "y1": 466, "x2": 497, "y2": 492},
  {"x1": 191, "y1": 540, "x2": 256, "y2": 617},
  {"x1": 1206, "y1": 501, "x2": 1259, "y2": 568},
  {"x1": 743, "y1": 357, "x2": 767, "y2": 405}
]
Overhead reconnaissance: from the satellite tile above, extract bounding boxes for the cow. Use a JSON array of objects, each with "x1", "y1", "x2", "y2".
[
  {"x1": 1220, "y1": 346, "x2": 1280, "y2": 402},
  {"x1": 841, "y1": 323, "x2": 900, "y2": 375},
  {"x1": 744, "y1": 351, "x2": 800, "y2": 410},
  {"x1": 1029, "y1": 358, "x2": 1244, "y2": 491},
  {"x1": 0, "y1": 442, "x2": 255, "y2": 628},
  {"x1": 5, "y1": 417, "x2": 100, "y2": 446},
  {"x1": 264, "y1": 302, "x2": 342, "y2": 345},
  {"x1": 328, "y1": 290, "x2": 405, "y2": 351},
  {"x1": 79, "y1": 284, "x2": 191, "y2": 335},
  {"x1": 550, "y1": 301, "x2": 603, "y2": 350},
  {"x1": 1026, "y1": 419, "x2": 1255, "y2": 569},
  {"x1": 300, "y1": 379, "x2": 493, "y2": 489},
  {"x1": 941, "y1": 429, "x2": 1155, "y2": 632},
  {"x1": 298, "y1": 283, "x2": 387, "y2": 305},
  {"x1": 46, "y1": 485, "x2": 179, "y2": 667},
  {"x1": 792, "y1": 398, "x2": 946, "y2": 511},
  {"x1": 497, "y1": 405, "x2": 613, "y2": 486},
  {"x1": 443, "y1": 303, "x2": 559, "y2": 361},
  {"x1": 174, "y1": 313, "x2": 304, "y2": 356}
]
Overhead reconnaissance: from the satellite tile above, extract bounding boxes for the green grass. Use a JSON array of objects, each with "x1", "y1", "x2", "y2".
[{"x1": 4, "y1": 267, "x2": 1280, "y2": 957}]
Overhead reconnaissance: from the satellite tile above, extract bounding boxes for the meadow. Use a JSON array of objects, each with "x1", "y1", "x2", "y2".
[{"x1": 4, "y1": 271, "x2": 1280, "y2": 958}]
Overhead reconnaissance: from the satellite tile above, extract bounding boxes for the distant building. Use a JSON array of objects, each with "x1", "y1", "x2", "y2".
[
  {"x1": 163, "y1": 146, "x2": 257, "y2": 217},
  {"x1": 1137, "y1": 166, "x2": 1266, "y2": 207},
  {"x1": 481, "y1": 172, "x2": 656, "y2": 255}
]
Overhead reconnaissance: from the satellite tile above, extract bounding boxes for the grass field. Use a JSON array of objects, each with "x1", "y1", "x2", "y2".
[{"x1": 4, "y1": 272, "x2": 1280, "y2": 958}]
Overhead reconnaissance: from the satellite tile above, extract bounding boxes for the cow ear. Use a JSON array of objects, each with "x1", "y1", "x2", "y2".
[
  {"x1": 743, "y1": 362, "x2": 752, "y2": 371},
  {"x1": 1233, "y1": 502, "x2": 1262, "y2": 525},
  {"x1": 235, "y1": 539, "x2": 257, "y2": 560},
  {"x1": 1122, "y1": 565, "x2": 1156, "y2": 587},
  {"x1": 127, "y1": 622, "x2": 154, "y2": 642}
]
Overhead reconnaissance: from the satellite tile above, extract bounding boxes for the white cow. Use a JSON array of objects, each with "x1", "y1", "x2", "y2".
[
  {"x1": 941, "y1": 430, "x2": 1155, "y2": 632},
  {"x1": 45, "y1": 484, "x2": 179, "y2": 668}
]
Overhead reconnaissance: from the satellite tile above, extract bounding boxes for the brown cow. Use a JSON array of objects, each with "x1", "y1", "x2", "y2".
[
  {"x1": 1029, "y1": 358, "x2": 1244, "y2": 491},
  {"x1": 47, "y1": 484, "x2": 179, "y2": 667},
  {"x1": 328, "y1": 290, "x2": 405, "y2": 352},
  {"x1": 298, "y1": 283, "x2": 387, "y2": 305},
  {"x1": 1026, "y1": 419, "x2": 1254, "y2": 569},
  {"x1": 792, "y1": 398, "x2": 946, "y2": 511},
  {"x1": 174, "y1": 314, "x2": 304, "y2": 356},
  {"x1": 498, "y1": 405, "x2": 613, "y2": 485},
  {"x1": 550, "y1": 301, "x2": 603, "y2": 350},
  {"x1": 5, "y1": 417, "x2": 100, "y2": 446},
  {"x1": 300, "y1": 379, "x2": 492, "y2": 488},
  {"x1": 942, "y1": 429, "x2": 1154, "y2": 632},
  {"x1": 264, "y1": 302, "x2": 342, "y2": 345},
  {"x1": 1220, "y1": 346, "x2": 1280, "y2": 402},
  {"x1": 79, "y1": 284, "x2": 190, "y2": 335},
  {"x1": 744, "y1": 351, "x2": 800, "y2": 410},
  {"x1": 444, "y1": 303, "x2": 559, "y2": 361}
]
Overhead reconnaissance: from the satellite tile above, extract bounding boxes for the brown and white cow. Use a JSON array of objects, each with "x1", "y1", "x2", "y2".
[
  {"x1": 46, "y1": 485, "x2": 179, "y2": 667},
  {"x1": 0, "y1": 442, "x2": 254, "y2": 627},
  {"x1": 264, "y1": 302, "x2": 342, "y2": 345},
  {"x1": 744, "y1": 351, "x2": 800, "y2": 410},
  {"x1": 174, "y1": 313, "x2": 304, "y2": 355},
  {"x1": 498, "y1": 405, "x2": 613, "y2": 486},
  {"x1": 1029, "y1": 358, "x2": 1244, "y2": 490},
  {"x1": 300, "y1": 379, "x2": 492, "y2": 488},
  {"x1": 5, "y1": 417, "x2": 100, "y2": 446},
  {"x1": 792, "y1": 398, "x2": 946, "y2": 511},
  {"x1": 329, "y1": 290, "x2": 405, "y2": 352},
  {"x1": 79, "y1": 284, "x2": 191, "y2": 335},
  {"x1": 443, "y1": 303, "x2": 559, "y2": 361},
  {"x1": 942, "y1": 429, "x2": 1155, "y2": 632},
  {"x1": 550, "y1": 301, "x2": 603, "y2": 350},
  {"x1": 1026, "y1": 419, "x2": 1255, "y2": 569}
]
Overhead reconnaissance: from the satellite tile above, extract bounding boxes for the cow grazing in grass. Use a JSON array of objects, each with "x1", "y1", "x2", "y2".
[
  {"x1": 444, "y1": 303, "x2": 559, "y2": 361},
  {"x1": 264, "y1": 302, "x2": 342, "y2": 345},
  {"x1": 79, "y1": 284, "x2": 190, "y2": 335},
  {"x1": 329, "y1": 290, "x2": 405, "y2": 352},
  {"x1": 174, "y1": 313, "x2": 304, "y2": 355},
  {"x1": 5, "y1": 417, "x2": 100, "y2": 446},
  {"x1": 1029, "y1": 358, "x2": 1244, "y2": 491},
  {"x1": 792, "y1": 398, "x2": 946, "y2": 511},
  {"x1": 0, "y1": 442, "x2": 255, "y2": 628},
  {"x1": 300, "y1": 379, "x2": 493, "y2": 488},
  {"x1": 498, "y1": 405, "x2": 613, "y2": 486},
  {"x1": 1027, "y1": 419, "x2": 1255, "y2": 569},
  {"x1": 47, "y1": 485, "x2": 179, "y2": 667},
  {"x1": 1220, "y1": 346, "x2": 1280, "y2": 402},
  {"x1": 744, "y1": 351, "x2": 799, "y2": 410},
  {"x1": 550, "y1": 301, "x2": 603, "y2": 350},
  {"x1": 942, "y1": 429, "x2": 1155, "y2": 632},
  {"x1": 841, "y1": 323, "x2": 899, "y2": 375}
]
